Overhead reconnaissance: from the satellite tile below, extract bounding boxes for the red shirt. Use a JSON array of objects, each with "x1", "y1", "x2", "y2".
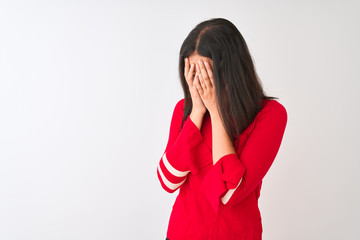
[{"x1": 157, "y1": 98, "x2": 287, "y2": 240}]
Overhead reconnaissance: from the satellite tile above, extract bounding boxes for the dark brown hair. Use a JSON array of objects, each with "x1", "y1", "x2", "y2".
[{"x1": 178, "y1": 18, "x2": 278, "y2": 145}]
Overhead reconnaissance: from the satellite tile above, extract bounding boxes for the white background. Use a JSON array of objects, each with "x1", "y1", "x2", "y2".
[{"x1": 1, "y1": 0, "x2": 359, "y2": 239}]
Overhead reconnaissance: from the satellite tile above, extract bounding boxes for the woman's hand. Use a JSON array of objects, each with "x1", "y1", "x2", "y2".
[
  {"x1": 195, "y1": 59, "x2": 218, "y2": 115},
  {"x1": 184, "y1": 58, "x2": 207, "y2": 115}
]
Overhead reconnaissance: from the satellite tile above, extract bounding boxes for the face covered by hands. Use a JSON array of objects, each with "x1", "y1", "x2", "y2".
[{"x1": 193, "y1": 58, "x2": 219, "y2": 115}]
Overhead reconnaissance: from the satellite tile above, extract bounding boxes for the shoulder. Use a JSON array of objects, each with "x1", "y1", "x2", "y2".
[
  {"x1": 169, "y1": 98, "x2": 185, "y2": 121},
  {"x1": 258, "y1": 99, "x2": 288, "y2": 123},
  {"x1": 173, "y1": 98, "x2": 185, "y2": 113}
]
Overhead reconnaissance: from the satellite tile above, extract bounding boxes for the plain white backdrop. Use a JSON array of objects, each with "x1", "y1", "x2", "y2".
[{"x1": 1, "y1": 0, "x2": 359, "y2": 239}]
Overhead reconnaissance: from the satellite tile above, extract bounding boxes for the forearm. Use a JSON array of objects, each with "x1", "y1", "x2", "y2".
[
  {"x1": 210, "y1": 110, "x2": 236, "y2": 165},
  {"x1": 190, "y1": 111, "x2": 205, "y2": 131}
]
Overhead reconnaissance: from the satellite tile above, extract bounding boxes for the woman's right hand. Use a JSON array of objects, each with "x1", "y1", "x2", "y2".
[{"x1": 184, "y1": 58, "x2": 207, "y2": 115}]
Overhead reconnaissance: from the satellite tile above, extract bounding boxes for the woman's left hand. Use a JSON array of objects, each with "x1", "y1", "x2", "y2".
[{"x1": 195, "y1": 59, "x2": 219, "y2": 115}]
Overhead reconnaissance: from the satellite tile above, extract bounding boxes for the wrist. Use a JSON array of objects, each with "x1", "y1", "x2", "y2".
[
  {"x1": 209, "y1": 108, "x2": 221, "y2": 120},
  {"x1": 190, "y1": 111, "x2": 204, "y2": 130},
  {"x1": 191, "y1": 109, "x2": 205, "y2": 118}
]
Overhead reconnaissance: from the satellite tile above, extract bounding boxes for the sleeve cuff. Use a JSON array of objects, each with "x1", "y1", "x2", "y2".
[
  {"x1": 200, "y1": 153, "x2": 246, "y2": 214},
  {"x1": 182, "y1": 115, "x2": 204, "y2": 147},
  {"x1": 165, "y1": 115, "x2": 210, "y2": 173}
]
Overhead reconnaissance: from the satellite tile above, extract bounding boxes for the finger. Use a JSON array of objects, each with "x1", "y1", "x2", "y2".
[
  {"x1": 187, "y1": 63, "x2": 195, "y2": 83},
  {"x1": 184, "y1": 58, "x2": 189, "y2": 77},
  {"x1": 196, "y1": 63, "x2": 207, "y2": 92},
  {"x1": 198, "y1": 60, "x2": 211, "y2": 89},
  {"x1": 192, "y1": 72, "x2": 197, "y2": 88},
  {"x1": 194, "y1": 74, "x2": 203, "y2": 97},
  {"x1": 204, "y1": 61, "x2": 214, "y2": 86}
]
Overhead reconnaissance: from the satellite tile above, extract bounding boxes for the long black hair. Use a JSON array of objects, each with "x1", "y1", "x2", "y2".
[{"x1": 178, "y1": 18, "x2": 278, "y2": 145}]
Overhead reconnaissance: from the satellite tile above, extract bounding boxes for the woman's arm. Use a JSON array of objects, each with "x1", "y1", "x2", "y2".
[
  {"x1": 200, "y1": 101, "x2": 287, "y2": 214},
  {"x1": 190, "y1": 111, "x2": 205, "y2": 131},
  {"x1": 157, "y1": 99, "x2": 212, "y2": 193},
  {"x1": 210, "y1": 109, "x2": 237, "y2": 165},
  {"x1": 209, "y1": 109, "x2": 244, "y2": 205}
]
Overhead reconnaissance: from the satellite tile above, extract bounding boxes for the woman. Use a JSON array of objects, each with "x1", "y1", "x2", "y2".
[{"x1": 157, "y1": 18, "x2": 287, "y2": 240}]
